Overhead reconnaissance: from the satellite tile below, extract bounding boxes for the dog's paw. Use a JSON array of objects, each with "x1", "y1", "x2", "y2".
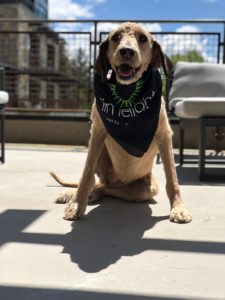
[
  {"x1": 55, "y1": 189, "x2": 76, "y2": 204},
  {"x1": 64, "y1": 200, "x2": 86, "y2": 221},
  {"x1": 149, "y1": 184, "x2": 159, "y2": 198},
  {"x1": 149, "y1": 175, "x2": 159, "y2": 198},
  {"x1": 170, "y1": 205, "x2": 192, "y2": 223},
  {"x1": 88, "y1": 193, "x2": 100, "y2": 204},
  {"x1": 88, "y1": 187, "x2": 103, "y2": 204}
]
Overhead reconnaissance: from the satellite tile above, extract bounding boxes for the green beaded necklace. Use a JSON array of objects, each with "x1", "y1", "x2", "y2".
[{"x1": 108, "y1": 79, "x2": 144, "y2": 108}]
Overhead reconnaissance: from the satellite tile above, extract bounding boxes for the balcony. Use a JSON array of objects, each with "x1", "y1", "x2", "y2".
[
  {"x1": 0, "y1": 19, "x2": 224, "y2": 149},
  {"x1": 0, "y1": 19, "x2": 225, "y2": 300}
]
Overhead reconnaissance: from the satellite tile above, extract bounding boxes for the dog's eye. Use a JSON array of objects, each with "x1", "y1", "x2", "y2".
[
  {"x1": 138, "y1": 34, "x2": 147, "y2": 43},
  {"x1": 112, "y1": 33, "x2": 121, "y2": 42}
]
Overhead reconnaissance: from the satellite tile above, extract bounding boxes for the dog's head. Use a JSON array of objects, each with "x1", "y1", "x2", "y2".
[{"x1": 95, "y1": 22, "x2": 173, "y2": 84}]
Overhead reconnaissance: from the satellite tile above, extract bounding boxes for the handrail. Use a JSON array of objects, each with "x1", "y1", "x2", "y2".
[
  {"x1": 0, "y1": 19, "x2": 225, "y2": 23},
  {"x1": 0, "y1": 19, "x2": 224, "y2": 109}
]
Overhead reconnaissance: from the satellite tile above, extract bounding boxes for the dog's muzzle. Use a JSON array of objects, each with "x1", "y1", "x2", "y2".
[{"x1": 116, "y1": 64, "x2": 141, "y2": 80}]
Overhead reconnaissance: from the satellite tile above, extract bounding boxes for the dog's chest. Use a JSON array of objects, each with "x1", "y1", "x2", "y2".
[{"x1": 105, "y1": 135, "x2": 157, "y2": 183}]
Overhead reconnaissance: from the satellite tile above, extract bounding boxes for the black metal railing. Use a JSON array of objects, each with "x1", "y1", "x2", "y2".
[{"x1": 0, "y1": 19, "x2": 224, "y2": 109}]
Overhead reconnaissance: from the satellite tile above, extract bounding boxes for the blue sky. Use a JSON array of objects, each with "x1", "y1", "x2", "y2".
[
  {"x1": 49, "y1": 0, "x2": 225, "y2": 20},
  {"x1": 49, "y1": 0, "x2": 225, "y2": 33},
  {"x1": 85, "y1": 0, "x2": 225, "y2": 20},
  {"x1": 48, "y1": 0, "x2": 225, "y2": 62}
]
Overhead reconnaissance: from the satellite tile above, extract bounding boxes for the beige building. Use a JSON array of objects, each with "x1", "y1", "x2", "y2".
[{"x1": 0, "y1": 0, "x2": 75, "y2": 108}]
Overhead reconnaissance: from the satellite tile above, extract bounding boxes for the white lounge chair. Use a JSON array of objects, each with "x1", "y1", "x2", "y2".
[{"x1": 169, "y1": 62, "x2": 225, "y2": 180}]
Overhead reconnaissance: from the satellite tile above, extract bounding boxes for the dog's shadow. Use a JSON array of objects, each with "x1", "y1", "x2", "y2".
[{"x1": 62, "y1": 198, "x2": 168, "y2": 273}]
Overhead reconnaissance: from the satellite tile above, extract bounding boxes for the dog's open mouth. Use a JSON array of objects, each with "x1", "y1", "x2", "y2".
[{"x1": 116, "y1": 64, "x2": 141, "y2": 80}]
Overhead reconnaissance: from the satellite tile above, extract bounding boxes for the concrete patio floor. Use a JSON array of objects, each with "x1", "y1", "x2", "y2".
[{"x1": 0, "y1": 144, "x2": 225, "y2": 300}]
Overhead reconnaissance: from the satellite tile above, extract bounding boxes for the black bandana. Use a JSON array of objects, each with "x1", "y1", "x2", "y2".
[{"x1": 94, "y1": 65, "x2": 162, "y2": 157}]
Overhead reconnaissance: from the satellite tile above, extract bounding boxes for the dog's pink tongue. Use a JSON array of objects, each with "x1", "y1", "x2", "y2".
[{"x1": 118, "y1": 64, "x2": 134, "y2": 77}]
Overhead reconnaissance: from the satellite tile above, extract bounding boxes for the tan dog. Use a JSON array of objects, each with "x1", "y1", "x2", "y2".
[{"x1": 51, "y1": 22, "x2": 192, "y2": 223}]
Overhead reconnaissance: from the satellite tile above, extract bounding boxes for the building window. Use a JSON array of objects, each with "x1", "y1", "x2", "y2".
[
  {"x1": 47, "y1": 44, "x2": 55, "y2": 69},
  {"x1": 34, "y1": 0, "x2": 48, "y2": 19},
  {"x1": 29, "y1": 35, "x2": 40, "y2": 67}
]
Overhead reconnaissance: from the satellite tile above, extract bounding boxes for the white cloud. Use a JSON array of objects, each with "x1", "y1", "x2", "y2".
[
  {"x1": 153, "y1": 24, "x2": 217, "y2": 63},
  {"x1": 141, "y1": 23, "x2": 162, "y2": 33},
  {"x1": 201, "y1": 0, "x2": 218, "y2": 3},
  {"x1": 93, "y1": 22, "x2": 162, "y2": 38},
  {"x1": 49, "y1": 0, "x2": 94, "y2": 20},
  {"x1": 87, "y1": 0, "x2": 106, "y2": 4},
  {"x1": 162, "y1": 34, "x2": 204, "y2": 54},
  {"x1": 176, "y1": 25, "x2": 200, "y2": 33},
  {"x1": 93, "y1": 22, "x2": 120, "y2": 36},
  {"x1": 49, "y1": 0, "x2": 108, "y2": 20}
]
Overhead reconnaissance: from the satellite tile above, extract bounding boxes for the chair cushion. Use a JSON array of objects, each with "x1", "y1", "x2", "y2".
[
  {"x1": 169, "y1": 62, "x2": 225, "y2": 119},
  {"x1": 0, "y1": 91, "x2": 9, "y2": 105},
  {"x1": 170, "y1": 97, "x2": 225, "y2": 119},
  {"x1": 169, "y1": 62, "x2": 225, "y2": 100}
]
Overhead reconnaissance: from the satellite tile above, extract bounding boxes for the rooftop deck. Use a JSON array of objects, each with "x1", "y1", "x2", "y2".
[{"x1": 0, "y1": 144, "x2": 225, "y2": 300}]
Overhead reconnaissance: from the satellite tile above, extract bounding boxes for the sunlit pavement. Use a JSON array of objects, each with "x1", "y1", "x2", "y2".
[{"x1": 0, "y1": 144, "x2": 225, "y2": 300}]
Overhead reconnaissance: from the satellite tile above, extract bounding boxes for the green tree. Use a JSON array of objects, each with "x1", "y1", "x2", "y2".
[
  {"x1": 60, "y1": 47, "x2": 91, "y2": 109},
  {"x1": 170, "y1": 50, "x2": 204, "y2": 64},
  {"x1": 69, "y1": 48, "x2": 91, "y2": 109}
]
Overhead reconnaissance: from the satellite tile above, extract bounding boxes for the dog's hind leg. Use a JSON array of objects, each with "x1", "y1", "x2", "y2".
[
  {"x1": 56, "y1": 144, "x2": 110, "y2": 206},
  {"x1": 88, "y1": 173, "x2": 159, "y2": 203},
  {"x1": 55, "y1": 189, "x2": 76, "y2": 204}
]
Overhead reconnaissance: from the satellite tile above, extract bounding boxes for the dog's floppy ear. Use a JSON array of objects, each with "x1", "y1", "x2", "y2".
[
  {"x1": 151, "y1": 40, "x2": 174, "y2": 80},
  {"x1": 94, "y1": 38, "x2": 110, "y2": 80}
]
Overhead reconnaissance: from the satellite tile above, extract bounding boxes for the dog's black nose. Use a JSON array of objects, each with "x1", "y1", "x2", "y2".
[{"x1": 120, "y1": 47, "x2": 135, "y2": 59}]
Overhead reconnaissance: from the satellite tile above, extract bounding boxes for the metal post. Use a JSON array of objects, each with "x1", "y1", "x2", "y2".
[
  {"x1": 0, "y1": 68, "x2": 5, "y2": 163},
  {"x1": 199, "y1": 118, "x2": 206, "y2": 180},
  {"x1": 179, "y1": 120, "x2": 184, "y2": 166},
  {"x1": 223, "y1": 22, "x2": 225, "y2": 64},
  {"x1": 0, "y1": 106, "x2": 5, "y2": 163},
  {"x1": 93, "y1": 21, "x2": 98, "y2": 63},
  {"x1": 0, "y1": 67, "x2": 5, "y2": 90}
]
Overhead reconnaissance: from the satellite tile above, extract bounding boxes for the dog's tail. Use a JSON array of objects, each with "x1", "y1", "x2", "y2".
[{"x1": 49, "y1": 171, "x2": 78, "y2": 188}]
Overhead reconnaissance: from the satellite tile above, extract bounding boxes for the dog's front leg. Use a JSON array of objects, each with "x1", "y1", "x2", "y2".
[
  {"x1": 64, "y1": 126, "x2": 106, "y2": 221},
  {"x1": 157, "y1": 133, "x2": 192, "y2": 223}
]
